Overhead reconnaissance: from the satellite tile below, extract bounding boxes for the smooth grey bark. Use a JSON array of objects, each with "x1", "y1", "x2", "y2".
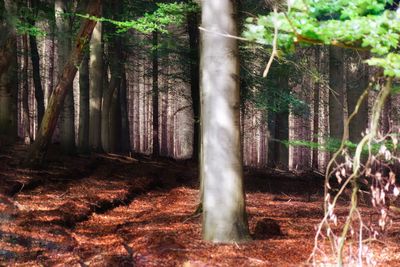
[
  {"x1": 56, "y1": 0, "x2": 75, "y2": 153},
  {"x1": 89, "y1": 20, "x2": 103, "y2": 151},
  {"x1": 200, "y1": 0, "x2": 250, "y2": 243},
  {"x1": 346, "y1": 51, "x2": 369, "y2": 143},
  {"x1": 328, "y1": 46, "x2": 345, "y2": 141},
  {"x1": 0, "y1": 0, "x2": 17, "y2": 144}
]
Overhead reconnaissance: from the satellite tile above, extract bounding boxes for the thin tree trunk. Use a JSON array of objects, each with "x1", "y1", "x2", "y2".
[
  {"x1": 161, "y1": 86, "x2": 168, "y2": 156},
  {"x1": 201, "y1": 0, "x2": 250, "y2": 243},
  {"x1": 312, "y1": 48, "x2": 320, "y2": 170},
  {"x1": 188, "y1": 11, "x2": 200, "y2": 160},
  {"x1": 346, "y1": 50, "x2": 369, "y2": 143},
  {"x1": 109, "y1": 86, "x2": 120, "y2": 152},
  {"x1": 274, "y1": 67, "x2": 289, "y2": 169},
  {"x1": 22, "y1": 34, "x2": 31, "y2": 144},
  {"x1": 26, "y1": 0, "x2": 101, "y2": 164},
  {"x1": 89, "y1": 18, "x2": 103, "y2": 151},
  {"x1": 102, "y1": 37, "x2": 122, "y2": 152},
  {"x1": 329, "y1": 46, "x2": 345, "y2": 141},
  {"x1": 119, "y1": 69, "x2": 131, "y2": 152},
  {"x1": 152, "y1": 31, "x2": 160, "y2": 157},
  {"x1": 56, "y1": 0, "x2": 75, "y2": 154},
  {"x1": 0, "y1": 0, "x2": 18, "y2": 144},
  {"x1": 78, "y1": 53, "x2": 89, "y2": 152},
  {"x1": 27, "y1": 6, "x2": 45, "y2": 126}
]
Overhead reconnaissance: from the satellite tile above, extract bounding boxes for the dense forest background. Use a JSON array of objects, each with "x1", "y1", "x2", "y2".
[
  {"x1": 3, "y1": 0, "x2": 397, "y2": 171},
  {"x1": 1, "y1": 0, "x2": 400, "y2": 265}
]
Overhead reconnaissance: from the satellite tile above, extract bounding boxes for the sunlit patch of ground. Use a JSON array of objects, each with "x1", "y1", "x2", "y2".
[{"x1": 0, "y1": 145, "x2": 399, "y2": 266}]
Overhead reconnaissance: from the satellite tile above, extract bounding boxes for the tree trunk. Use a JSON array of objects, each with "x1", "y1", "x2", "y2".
[
  {"x1": 22, "y1": 34, "x2": 31, "y2": 144},
  {"x1": 346, "y1": 50, "x2": 368, "y2": 143},
  {"x1": 119, "y1": 67, "x2": 130, "y2": 153},
  {"x1": 329, "y1": 46, "x2": 345, "y2": 141},
  {"x1": 275, "y1": 70, "x2": 289, "y2": 169},
  {"x1": 26, "y1": 0, "x2": 101, "y2": 164},
  {"x1": 29, "y1": 34, "x2": 45, "y2": 127},
  {"x1": 152, "y1": 31, "x2": 160, "y2": 157},
  {"x1": 89, "y1": 19, "x2": 103, "y2": 151},
  {"x1": 0, "y1": 0, "x2": 18, "y2": 145},
  {"x1": 27, "y1": 0, "x2": 45, "y2": 126},
  {"x1": 312, "y1": 65, "x2": 320, "y2": 169},
  {"x1": 160, "y1": 86, "x2": 168, "y2": 156},
  {"x1": 78, "y1": 53, "x2": 89, "y2": 152},
  {"x1": 201, "y1": 0, "x2": 250, "y2": 243},
  {"x1": 188, "y1": 11, "x2": 200, "y2": 160},
  {"x1": 102, "y1": 40, "x2": 121, "y2": 152},
  {"x1": 109, "y1": 86, "x2": 120, "y2": 152},
  {"x1": 56, "y1": 0, "x2": 75, "y2": 154}
]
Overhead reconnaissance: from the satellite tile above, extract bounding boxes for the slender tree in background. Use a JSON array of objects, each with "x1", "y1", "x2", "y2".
[
  {"x1": 0, "y1": 0, "x2": 18, "y2": 145},
  {"x1": 28, "y1": 0, "x2": 45, "y2": 126},
  {"x1": 187, "y1": 10, "x2": 200, "y2": 160},
  {"x1": 78, "y1": 54, "x2": 89, "y2": 152},
  {"x1": 26, "y1": 0, "x2": 101, "y2": 164},
  {"x1": 119, "y1": 68, "x2": 131, "y2": 153},
  {"x1": 346, "y1": 51, "x2": 369, "y2": 143},
  {"x1": 89, "y1": 7, "x2": 103, "y2": 151},
  {"x1": 328, "y1": 46, "x2": 345, "y2": 141},
  {"x1": 200, "y1": 0, "x2": 250, "y2": 242},
  {"x1": 102, "y1": 31, "x2": 122, "y2": 152},
  {"x1": 21, "y1": 33, "x2": 31, "y2": 144},
  {"x1": 152, "y1": 30, "x2": 160, "y2": 157},
  {"x1": 56, "y1": 0, "x2": 75, "y2": 153},
  {"x1": 312, "y1": 47, "x2": 321, "y2": 170}
]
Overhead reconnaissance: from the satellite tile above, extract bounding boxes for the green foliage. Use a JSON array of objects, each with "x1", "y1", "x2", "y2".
[
  {"x1": 79, "y1": 2, "x2": 199, "y2": 34},
  {"x1": 243, "y1": 0, "x2": 400, "y2": 77},
  {"x1": 367, "y1": 53, "x2": 400, "y2": 77}
]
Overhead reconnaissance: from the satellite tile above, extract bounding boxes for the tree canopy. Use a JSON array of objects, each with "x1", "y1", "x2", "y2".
[{"x1": 244, "y1": 0, "x2": 400, "y2": 77}]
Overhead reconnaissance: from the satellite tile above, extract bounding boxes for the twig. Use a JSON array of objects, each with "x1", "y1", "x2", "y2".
[
  {"x1": 198, "y1": 27, "x2": 248, "y2": 41},
  {"x1": 263, "y1": 7, "x2": 279, "y2": 77}
]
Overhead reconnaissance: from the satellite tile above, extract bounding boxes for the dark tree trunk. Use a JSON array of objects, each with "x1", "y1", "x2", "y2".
[
  {"x1": 188, "y1": 11, "x2": 200, "y2": 160},
  {"x1": 26, "y1": 0, "x2": 101, "y2": 164},
  {"x1": 56, "y1": 0, "x2": 75, "y2": 154},
  {"x1": 312, "y1": 47, "x2": 320, "y2": 170},
  {"x1": 119, "y1": 68, "x2": 131, "y2": 152},
  {"x1": 27, "y1": 0, "x2": 45, "y2": 126},
  {"x1": 152, "y1": 31, "x2": 160, "y2": 157},
  {"x1": 102, "y1": 40, "x2": 122, "y2": 152},
  {"x1": 346, "y1": 50, "x2": 369, "y2": 143},
  {"x1": 0, "y1": 0, "x2": 18, "y2": 144},
  {"x1": 29, "y1": 33, "x2": 45, "y2": 127},
  {"x1": 22, "y1": 34, "x2": 31, "y2": 144},
  {"x1": 329, "y1": 46, "x2": 345, "y2": 141}
]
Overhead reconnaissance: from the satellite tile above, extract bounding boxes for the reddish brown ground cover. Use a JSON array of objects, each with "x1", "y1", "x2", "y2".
[{"x1": 0, "y1": 144, "x2": 399, "y2": 266}]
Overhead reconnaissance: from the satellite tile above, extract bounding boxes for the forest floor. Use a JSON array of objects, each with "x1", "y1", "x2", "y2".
[{"x1": 0, "y1": 144, "x2": 400, "y2": 266}]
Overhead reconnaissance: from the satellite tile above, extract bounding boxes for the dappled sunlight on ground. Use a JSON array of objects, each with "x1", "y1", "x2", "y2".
[{"x1": 0, "y1": 145, "x2": 399, "y2": 266}]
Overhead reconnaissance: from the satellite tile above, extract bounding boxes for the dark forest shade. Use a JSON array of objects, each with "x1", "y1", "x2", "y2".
[{"x1": 0, "y1": 0, "x2": 17, "y2": 145}]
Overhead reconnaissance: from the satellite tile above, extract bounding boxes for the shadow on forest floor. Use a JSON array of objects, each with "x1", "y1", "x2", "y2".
[{"x1": 0, "y1": 144, "x2": 399, "y2": 266}]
